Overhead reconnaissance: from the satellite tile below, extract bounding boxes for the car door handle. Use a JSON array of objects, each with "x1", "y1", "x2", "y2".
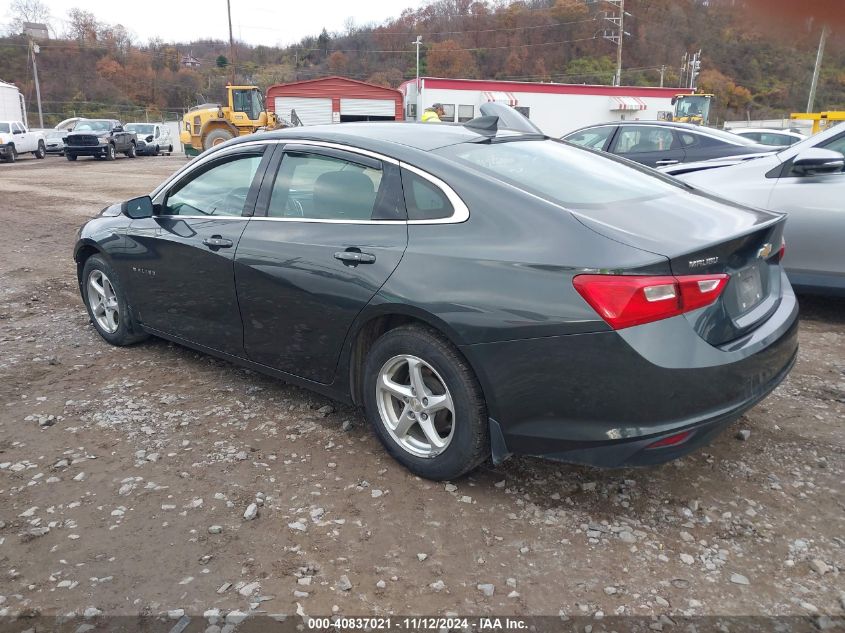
[
  {"x1": 334, "y1": 250, "x2": 376, "y2": 264},
  {"x1": 656, "y1": 159, "x2": 680, "y2": 165},
  {"x1": 203, "y1": 236, "x2": 233, "y2": 248}
]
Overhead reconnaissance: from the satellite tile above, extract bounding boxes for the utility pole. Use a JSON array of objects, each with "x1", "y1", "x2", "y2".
[
  {"x1": 29, "y1": 41, "x2": 44, "y2": 128},
  {"x1": 659, "y1": 64, "x2": 666, "y2": 88},
  {"x1": 600, "y1": 0, "x2": 631, "y2": 86},
  {"x1": 413, "y1": 36, "x2": 422, "y2": 119},
  {"x1": 227, "y1": 0, "x2": 236, "y2": 85},
  {"x1": 807, "y1": 23, "x2": 829, "y2": 113}
]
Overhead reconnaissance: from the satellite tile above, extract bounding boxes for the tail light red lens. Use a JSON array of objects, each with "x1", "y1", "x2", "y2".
[
  {"x1": 573, "y1": 273, "x2": 729, "y2": 330},
  {"x1": 646, "y1": 430, "x2": 694, "y2": 449},
  {"x1": 777, "y1": 237, "x2": 786, "y2": 262}
]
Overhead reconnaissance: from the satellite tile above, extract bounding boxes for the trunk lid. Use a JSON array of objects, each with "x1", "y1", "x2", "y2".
[{"x1": 569, "y1": 189, "x2": 786, "y2": 345}]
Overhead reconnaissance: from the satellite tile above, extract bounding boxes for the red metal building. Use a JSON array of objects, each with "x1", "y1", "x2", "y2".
[{"x1": 266, "y1": 76, "x2": 404, "y2": 126}]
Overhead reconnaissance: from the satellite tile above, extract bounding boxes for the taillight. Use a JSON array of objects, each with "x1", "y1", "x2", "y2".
[
  {"x1": 646, "y1": 430, "x2": 694, "y2": 449},
  {"x1": 573, "y1": 273, "x2": 729, "y2": 330},
  {"x1": 776, "y1": 237, "x2": 786, "y2": 262}
]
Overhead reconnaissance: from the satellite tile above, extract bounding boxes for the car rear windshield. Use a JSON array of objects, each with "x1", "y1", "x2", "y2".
[{"x1": 438, "y1": 139, "x2": 684, "y2": 208}]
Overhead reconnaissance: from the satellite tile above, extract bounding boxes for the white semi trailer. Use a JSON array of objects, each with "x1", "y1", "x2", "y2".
[{"x1": 0, "y1": 80, "x2": 27, "y2": 125}]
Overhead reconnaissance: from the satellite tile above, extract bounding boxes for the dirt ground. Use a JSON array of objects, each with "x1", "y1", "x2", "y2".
[{"x1": 0, "y1": 153, "x2": 843, "y2": 630}]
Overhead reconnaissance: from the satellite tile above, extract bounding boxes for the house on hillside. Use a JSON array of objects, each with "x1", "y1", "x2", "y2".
[
  {"x1": 23, "y1": 22, "x2": 49, "y2": 39},
  {"x1": 181, "y1": 53, "x2": 201, "y2": 69}
]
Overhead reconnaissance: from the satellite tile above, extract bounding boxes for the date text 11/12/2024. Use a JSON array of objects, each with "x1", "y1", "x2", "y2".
[{"x1": 307, "y1": 617, "x2": 528, "y2": 630}]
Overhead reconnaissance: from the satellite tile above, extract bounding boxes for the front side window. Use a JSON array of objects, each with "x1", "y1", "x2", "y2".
[
  {"x1": 438, "y1": 139, "x2": 683, "y2": 208},
  {"x1": 565, "y1": 126, "x2": 615, "y2": 150},
  {"x1": 821, "y1": 133, "x2": 845, "y2": 156},
  {"x1": 613, "y1": 126, "x2": 676, "y2": 154},
  {"x1": 164, "y1": 154, "x2": 262, "y2": 216},
  {"x1": 268, "y1": 152, "x2": 385, "y2": 221},
  {"x1": 12, "y1": 122, "x2": 23, "y2": 133}
]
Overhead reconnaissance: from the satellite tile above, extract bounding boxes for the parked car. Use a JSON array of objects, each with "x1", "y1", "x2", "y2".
[
  {"x1": 661, "y1": 123, "x2": 845, "y2": 295},
  {"x1": 74, "y1": 120, "x2": 798, "y2": 480},
  {"x1": 563, "y1": 120, "x2": 776, "y2": 167},
  {"x1": 0, "y1": 120, "x2": 46, "y2": 162},
  {"x1": 34, "y1": 128, "x2": 66, "y2": 155},
  {"x1": 125, "y1": 122, "x2": 174, "y2": 156},
  {"x1": 64, "y1": 119, "x2": 137, "y2": 161},
  {"x1": 731, "y1": 127, "x2": 806, "y2": 147}
]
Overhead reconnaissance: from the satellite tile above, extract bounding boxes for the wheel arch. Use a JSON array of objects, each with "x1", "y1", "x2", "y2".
[
  {"x1": 343, "y1": 304, "x2": 494, "y2": 417},
  {"x1": 74, "y1": 241, "x2": 104, "y2": 289}
]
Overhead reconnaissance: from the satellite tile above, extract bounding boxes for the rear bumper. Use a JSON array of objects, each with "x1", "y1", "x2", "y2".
[{"x1": 466, "y1": 273, "x2": 799, "y2": 467}]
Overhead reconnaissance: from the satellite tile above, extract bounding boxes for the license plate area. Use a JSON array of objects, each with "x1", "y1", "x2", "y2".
[{"x1": 734, "y1": 264, "x2": 764, "y2": 313}]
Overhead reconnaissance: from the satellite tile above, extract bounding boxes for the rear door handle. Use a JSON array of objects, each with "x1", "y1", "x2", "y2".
[
  {"x1": 203, "y1": 236, "x2": 233, "y2": 248},
  {"x1": 334, "y1": 250, "x2": 376, "y2": 264},
  {"x1": 656, "y1": 159, "x2": 680, "y2": 165}
]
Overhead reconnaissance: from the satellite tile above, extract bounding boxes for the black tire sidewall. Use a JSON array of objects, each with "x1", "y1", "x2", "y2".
[
  {"x1": 81, "y1": 255, "x2": 140, "y2": 346},
  {"x1": 35, "y1": 142, "x2": 45, "y2": 159},
  {"x1": 106, "y1": 144, "x2": 115, "y2": 160},
  {"x1": 127, "y1": 143, "x2": 136, "y2": 158},
  {"x1": 362, "y1": 327, "x2": 488, "y2": 480}
]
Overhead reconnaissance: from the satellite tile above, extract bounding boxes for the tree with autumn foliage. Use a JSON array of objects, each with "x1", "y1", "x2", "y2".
[{"x1": 427, "y1": 39, "x2": 479, "y2": 78}]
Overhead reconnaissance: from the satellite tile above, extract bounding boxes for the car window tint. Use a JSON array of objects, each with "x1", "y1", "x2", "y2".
[
  {"x1": 0, "y1": 123, "x2": 9, "y2": 133},
  {"x1": 440, "y1": 139, "x2": 682, "y2": 208},
  {"x1": 613, "y1": 127, "x2": 675, "y2": 153},
  {"x1": 565, "y1": 126, "x2": 615, "y2": 150},
  {"x1": 757, "y1": 133, "x2": 791, "y2": 146},
  {"x1": 13, "y1": 122, "x2": 24, "y2": 133},
  {"x1": 679, "y1": 132, "x2": 698, "y2": 147},
  {"x1": 268, "y1": 152, "x2": 383, "y2": 221},
  {"x1": 164, "y1": 154, "x2": 262, "y2": 216},
  {"x1": 401, "y1": 170, "x2": 454, "y2": 221},
  {"x1": 821, "y1": 133, "x2": 845, "y2": 156}
]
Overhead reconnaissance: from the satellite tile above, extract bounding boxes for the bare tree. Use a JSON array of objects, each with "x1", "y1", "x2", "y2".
[{"x1": 5, "y1": 0, "x2": 50, "y2": 36}]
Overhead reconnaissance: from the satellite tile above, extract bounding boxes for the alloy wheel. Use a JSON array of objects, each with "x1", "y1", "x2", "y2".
[
  {"x1": 87, "y1": 269, "x2": 120, "y2": 334},
  {"x1": 376, "y1": 354, "x2": 455, "y2": 458}
]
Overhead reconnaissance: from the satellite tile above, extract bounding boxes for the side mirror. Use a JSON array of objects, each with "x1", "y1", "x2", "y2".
[
  {"x1": 123, "y1": 195, "x2": 154, "y2": 219},
  {"x1": 792, "y1": 148, "x2": 844, "y2": 176}
]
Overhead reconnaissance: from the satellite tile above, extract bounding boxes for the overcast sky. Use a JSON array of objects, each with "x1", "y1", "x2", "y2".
[{"x1": 1, "y1": 0, "x2": 423, "y2": 46}]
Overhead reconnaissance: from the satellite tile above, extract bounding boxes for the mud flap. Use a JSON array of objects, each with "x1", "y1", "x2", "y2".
[{"x1": 489, "y1": 417, "x2": 512, "y2": 465}]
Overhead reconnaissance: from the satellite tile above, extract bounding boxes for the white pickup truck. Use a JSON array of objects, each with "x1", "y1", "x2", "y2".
[{"x1": 0, "y1": 120, "x2": 46, "y2": 162}]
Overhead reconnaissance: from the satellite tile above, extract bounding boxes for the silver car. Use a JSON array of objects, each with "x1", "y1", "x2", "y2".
[{"x1": 663, "y1": 124, "x2": 845, "y2": 295}]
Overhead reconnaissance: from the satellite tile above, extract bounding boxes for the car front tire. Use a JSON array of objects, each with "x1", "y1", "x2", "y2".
[
  {"x1": 81, "y1": 255, "x2": 147, "y2": 346},
  {"x1": 35, "y1": 141, "x2": 46, "y2": 159},
  {"x1": 105, "y1": 144, "x2": 116, "y2": 161},
  {"x1": 66, "y1": 152, "x2": 77, "y2": 161},
  {"x1": 4, "y1": 145, "x2": 16, "y2": 163},
  {"x1": 126, "y1": 142, "x2": 136, "y2": 158},
  {"x1": 362, "y1": 325, "x2": 489, "y2": 480}
]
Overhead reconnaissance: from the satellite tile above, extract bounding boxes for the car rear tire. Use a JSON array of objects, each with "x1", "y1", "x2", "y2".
[
  {"x1": 126, "y1": 142, "x2": 136, "y2": 158},
  {"x1": 66, "y1": 153, "x2": 77, "y2": 161},
  {"x1": 362, "y1": 325, "x2": 489, "y2": 480},
  {"x1": 81, "y1": 255, "x2": 147, "y2": 346},
  {"x1": 203, "y1": 128, "x2": 235, "y2": 151},
  {"x1": 105, "y1": 144, "x2": 116, "y2": 161},
  {"x1": 35, "y1": 141, "x2": 46, "y2": 159}
]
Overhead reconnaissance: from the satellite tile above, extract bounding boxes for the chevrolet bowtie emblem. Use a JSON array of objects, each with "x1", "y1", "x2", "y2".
[{"x1": 757, "y1": 243, "x2": 773, "y2": 259}]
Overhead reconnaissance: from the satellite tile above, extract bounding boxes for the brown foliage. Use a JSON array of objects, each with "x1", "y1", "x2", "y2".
[{"x1": 427, "y1": 39, "x2": 478, "y2": 78}]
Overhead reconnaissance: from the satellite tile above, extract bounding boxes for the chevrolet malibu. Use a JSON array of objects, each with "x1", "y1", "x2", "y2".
[{"x1": 74, "y1": 120, "x2": 798, "y2": 480}]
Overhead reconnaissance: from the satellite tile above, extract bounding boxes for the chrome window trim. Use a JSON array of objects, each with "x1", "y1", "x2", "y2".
[{"x1": 151, "y1": 137, "x2": 470, "y2": 225}]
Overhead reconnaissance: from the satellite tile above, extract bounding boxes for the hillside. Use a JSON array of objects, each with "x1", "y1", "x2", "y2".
[{"x1": 1, "y1": 0, "x2": 842, "y2": 126}]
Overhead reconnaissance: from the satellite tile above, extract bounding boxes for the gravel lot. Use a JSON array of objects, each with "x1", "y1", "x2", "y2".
[{"x1": 0, "y1": 153, "x2": 843, "y2": 629}]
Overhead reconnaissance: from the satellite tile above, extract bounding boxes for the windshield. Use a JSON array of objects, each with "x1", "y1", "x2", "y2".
[
  {"x1": 126, "y1": 124, "x2": 154, "y2": 135},
  {"x1": 675, "y1": 95, "x2": 711, "y2": 119},
  {"x1": 233, "y1": 89, "x2": 263, "y2": 120},
  {"x1": 0, "y1": 123, "x2": 9, "y2": 133},
  {"x1": 74, "y1": 120, "x2": 113, "y2": 132},
  {"x1": 438, "y1": 139, "x2": 684, "y2": 208}
]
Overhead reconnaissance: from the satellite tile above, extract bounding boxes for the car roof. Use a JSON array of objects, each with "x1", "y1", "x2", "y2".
[
  {"x1": 568, "y1": 120, "x2": 709, "y2": 132},
  {"x1": 230, "y1": 122, "x2": 493, "y2": 154},
  {"x1": 733, "y1": 128, "x2": 804, "y2": 136}
]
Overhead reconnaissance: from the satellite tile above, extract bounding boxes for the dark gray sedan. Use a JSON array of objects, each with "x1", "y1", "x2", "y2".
[
  {"x1": 563, "y1": 120, "x2": 776, "y2": 167},
  {"x1": 74, "y1": 119, "x2": 797, "y2": 480}
]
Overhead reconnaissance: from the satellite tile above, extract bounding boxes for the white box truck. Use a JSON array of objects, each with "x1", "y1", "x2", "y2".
[{"x1": 0, "y1": 80, "x2": 27, "y2": 124}]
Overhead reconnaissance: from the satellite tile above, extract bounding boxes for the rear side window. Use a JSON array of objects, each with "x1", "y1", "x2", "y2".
[
  {"x1": 612, "y1": 126, "x2": 676, "y2": 153},
  {"x1": 268, "y1": 152, "x2": 398, "y2": 221},
  {"x1": 439, "y1": 139, "x2": 682, "y2": 208},
  {"x1": 401, "y1": 169, "x2": 454, "y2": 221}
]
